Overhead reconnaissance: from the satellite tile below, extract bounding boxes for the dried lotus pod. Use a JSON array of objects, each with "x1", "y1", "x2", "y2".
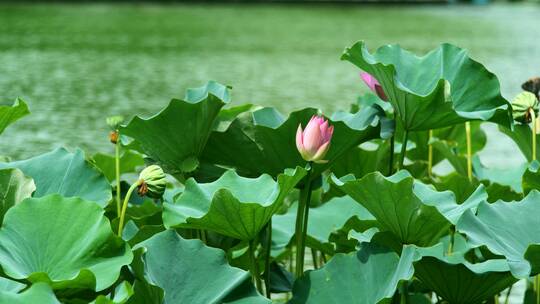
[{"x1": 522, "y1": 77, "x2": 540, "y2": 98}]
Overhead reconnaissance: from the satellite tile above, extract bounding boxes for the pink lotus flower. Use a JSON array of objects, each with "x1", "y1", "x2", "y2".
[
  {"x1": 360, "y1": 72, "x2": 388, "y2": 101},
  {"x1": 296, "y1": 115, "x2": 334, "y2": 163}
]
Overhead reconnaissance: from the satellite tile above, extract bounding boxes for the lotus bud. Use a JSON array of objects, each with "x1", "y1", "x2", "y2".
[
  {"x1": 137, "y1": 165, "x2": 166, "y2": 198},
  {"x1": 296, "y1": 115, "x2": 334, "y2": 164},
  {"x1": 512, "y1": 92, "x2": 539, "y2": 124},
  {"x1": 360, "y1": 72, "x2": 388, "y2": 101},
  {"x1": 106, "y1": 115, "x2": 124, "y2": 130},
  {"x1": 106, "y1": 115, "x2": 124, "y2": 144}
]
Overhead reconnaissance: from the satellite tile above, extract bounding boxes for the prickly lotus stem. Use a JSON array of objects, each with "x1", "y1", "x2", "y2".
[
  {"x1": 138, "y1": 165, "x2": 166, "y2": 198},
  {"x1": 511, "y1": 92, "x2": 539, "y2": 124}
]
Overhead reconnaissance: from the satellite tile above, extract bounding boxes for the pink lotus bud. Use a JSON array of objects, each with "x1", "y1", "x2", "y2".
[
  {"x1": 296, "y1": 115, "x2": 333, "y2": 163},
  {"x1": 360, "y1": 72, "x2": 388, "y2": 101}
]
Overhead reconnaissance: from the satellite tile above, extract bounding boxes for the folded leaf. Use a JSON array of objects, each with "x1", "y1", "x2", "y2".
[
  {"x1": 163, "y1": 167, "x2": 305, "y2": 240},
  {"x1": 332, "y1": 170, "x2": 486, "y2": 247},
  {"x1": 289, "y1": 242, "x2": 418, "y2": 304},
  {"x1": 414, "y1": 242, "x2": 516, "y2": 304},
  {"x1": 272, "y1": 195, "x2": 376, "y2": 255},
  {"x1": 457, "y1": 191, "x2": 540, "y2": 278},
  {"x1": 0, "y1": 148, "x2": 111, "y2": 207},
  {"x1": 133, "y1": 230, "x2": 269, "y2": 304},
  {"x1": 202, "y1": 105, "x2": 385, "y2": 178},
  {"x1": 0, "y1": 98, "x2": 30, "y2": 136},
  {"x1": 0, "y1": 195, "x2": 133, "y2": 291},
  {"x1": 0, "y1": 282, "x2": 60, "y2": 304},
  {"x1": 0, "y1": 168, "x2": 35, "y2": 224},
  {"x1": 342, "y1": 41, "x2": 512, "y2": 131},
  {"x1": 120, "y1": 81, "x2": 230, "y2": 177}
]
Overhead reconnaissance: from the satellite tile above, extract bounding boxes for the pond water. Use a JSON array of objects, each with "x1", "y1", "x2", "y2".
[{"x1": 0, "y1": 3, "x2": 539, "y2": 164}]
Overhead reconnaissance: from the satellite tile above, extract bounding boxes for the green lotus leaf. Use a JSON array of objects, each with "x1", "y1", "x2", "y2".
[
  {"x1": 133, "y1": 230, "x2": 269, "y2": 304},
  {"x1": 163, "y1": 167, "x2": 305, "y2": 240},
  {"x1": 0, "y1": 98, "x2": 30, "y2": 136},
  {"x1": 405, "y1": 122, "x2": 486, "y2": 167},
  {"x1": 332, "y1": 170, "x2": 487, "y2": 247},
  {"x1": 0, "y1": 277, "x2": 25, "y2": 293},
  {"x1": 0, "y1": 148, "x2": 112, "y2": 207},
  {"x1": 289, "y1": 242, "x2": 419, "y2": 304},
  {"x1": 120, "y1": 81, "x2": 230, "y2": 177},
  {"x1": 331, "y1": 141, "x2": 391, "y2": 178},
  {"x1": 523, "y1": 160, "x2": 540, "y2": 195},
  {"x1": 213, "y1": 104, "x2": 253, "y2": 132},
  {"x1": 202, "y1": 105, "x2": 385, "y2": 178},
  {"x1": 456, "y1": 191, "x2": 540, "y2": 278},
  {"x1": 92, "y1": 150, "x2": 145, "y2": 182},
  {"x1": 431, "y1": 140, "x2": 468, "y2": 176},
  {"x1": 0, "y1": 282, "x2": 60, "y2": 304},
  {"x1": 0, "y1": 195, "x2": 133, "y2": 291},
  {"x1": 413, "y1": 242, "x2": 516, "y2": 304},
  {"x1": 433, "y1": 173, "x2": 479, "y2": 204},
  {"x1": 0, "y1": 168, "x2": 35, "y2": 224},
  {"x1": 92, "y1": 281, "x2": 134, "y2": 304},
  {"x1": 342, "y1": 41, "x2": 512, "y2": 131},
  {"x1": 272, "y1": 195, "x2": 376, "y2": 255},
  {"x1": 473, "y1": 155, "x2": 527, "y2": 193},
  {"x1": 498, "y1": 124, "x2": 539, "y2": 162},
  {"x1": 125, "y1": 280, "x2": 163, "y2": 304}
]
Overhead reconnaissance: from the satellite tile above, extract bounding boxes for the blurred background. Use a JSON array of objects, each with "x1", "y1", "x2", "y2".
[{"x1": 0, "y1": 0, "x2": 539, "y2": 164}]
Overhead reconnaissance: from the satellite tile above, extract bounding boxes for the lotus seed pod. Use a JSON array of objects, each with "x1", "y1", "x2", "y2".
[
  {"x1": 138, "y1": 165, "x2": 166, "y2": 198},
  {"x1": 106, "y1": 115, "x2": 125, "y2": 130},
  {"x1": 511, "y1": 92, "x2": 539, "y2": 124}
]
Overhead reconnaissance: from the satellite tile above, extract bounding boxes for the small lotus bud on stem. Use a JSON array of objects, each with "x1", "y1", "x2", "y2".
[
  {"x1": 512, "y1": 92, "x2": 539, "y2": 124},
  {"x1": 137, "y1": 165, "x2": 166, "y2": 198},
  {"x1": 117, "y1": 165, "x2": 166, "y2": 236}
]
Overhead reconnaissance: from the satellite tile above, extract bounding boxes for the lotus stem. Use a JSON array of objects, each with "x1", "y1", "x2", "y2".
[
  {"x1": 115, "y1": 136, "x2": 122, "y2": 216},
  {"x1": 311, "y1": 248, "x2": 319, "y2": 269},
  {"x1": 248, "y1": 239, "x2": 263, "y2": 293},
  {"x1": 428, "y1": 130, "x2": 433, "y2": 177},
  {"x1": 494, "y1": 294, "x2": 499, "y2": 304},
  {"x1": 398, "y1": 130, "x2": 408, "y2": 170},
  {"x1": 388, "y1": 135, "x2": 395, "y2": 175},
  {"x1": 504, "y1": 285, "x2": 512, "y2": 304},
  {"x1": 201, "y1": 229, "x2": 207, "y2": 244},
  {"x1": 295, "y1": 164, "x2": 313, "y2": 278},
  {"x1": 264, "y1": 220, "x2": 272, "y2": 299},
  {"x1": 534, "y1": 275, "x2": 540, "y2": 304},
  {"x1": 447, "y1": 227, "x2": 455, "y2": 255},
  {"x1": 400, "y1": 281, "x2": 407, "y2": 304},
  {"x1": 117, "y1": 180, "x2": 141, "y2": 236},
  {"x1": 531, "y1": 108, "x2": 537, "y2": 161},
  {"x1": 465, "y1": 122, "x2": 472, "y2": 181}
]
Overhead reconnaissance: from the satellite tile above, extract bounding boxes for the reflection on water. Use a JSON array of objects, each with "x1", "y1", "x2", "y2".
[{"x1": 0, "y1": 3, "x2": 539, "y2": 164}]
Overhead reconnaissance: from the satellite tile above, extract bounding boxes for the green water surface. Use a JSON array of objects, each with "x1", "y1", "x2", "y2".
[{"x1": 0, "y1": 3, "x2": 539, "y2": 160}]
